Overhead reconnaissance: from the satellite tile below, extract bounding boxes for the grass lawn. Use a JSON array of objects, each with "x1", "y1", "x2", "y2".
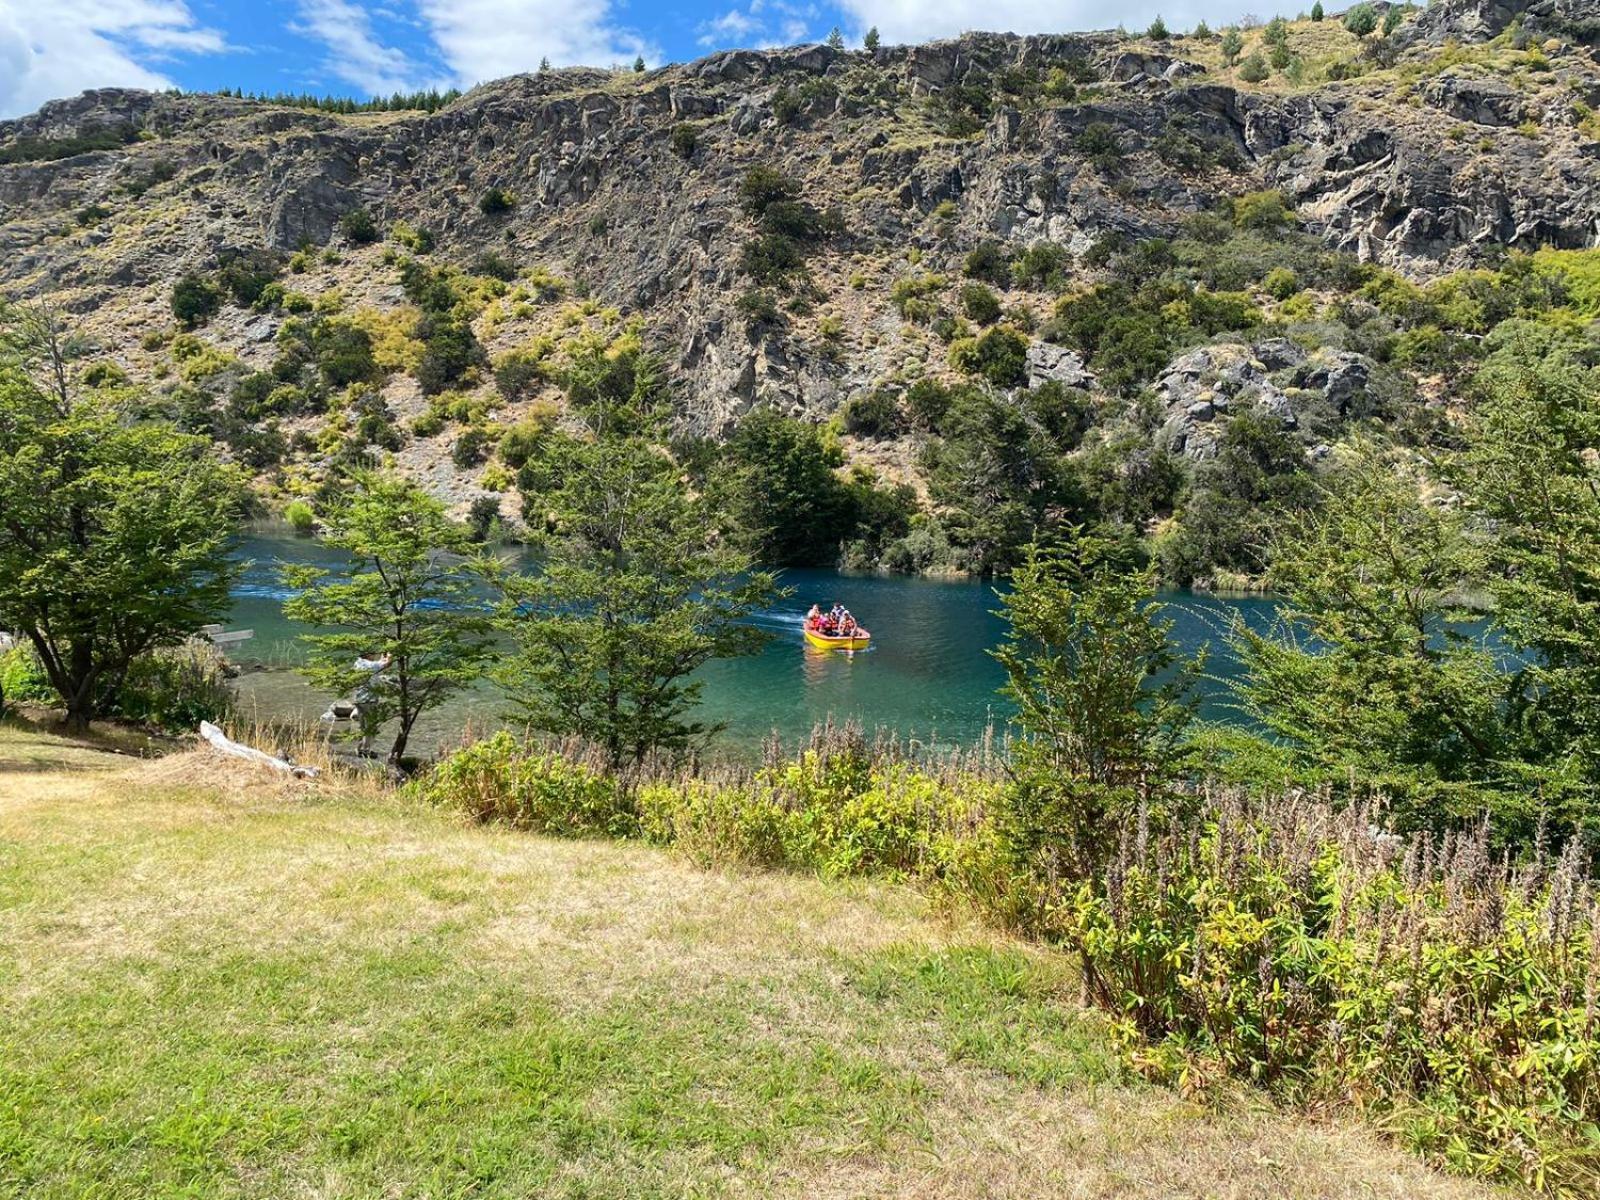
[{"x1": 0, "y1": 721, "x2": 1498, "y2": 1198}]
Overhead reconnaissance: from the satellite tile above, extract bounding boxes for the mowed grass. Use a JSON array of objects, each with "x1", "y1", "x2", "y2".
[{"x1": 0, "y1": 723, "x2": 1499, "y2": 1199}]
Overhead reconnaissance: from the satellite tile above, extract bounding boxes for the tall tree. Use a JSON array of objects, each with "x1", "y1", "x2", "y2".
[
  {"x1": 502, "y1": 342, "x2": 783, "y2": 766},
  {"x1": 0, "y1": 305, "x2": 245, "y2": 731},
  {"x1": 710, "y1": 408, "x2": 852, "y2": 566},
  {"x1": 993, "y1": 531, "x2": 1200, "y2": 881},
  {"x1": 1455, "y1": 322, "x2": 1600, "y2": 835},
  {"x1": 1231, "y1": 447, "x2": 1509, "y2": 831},
  {"x1": 281, "y1": 473, "x2": 495, "y2": 766}
]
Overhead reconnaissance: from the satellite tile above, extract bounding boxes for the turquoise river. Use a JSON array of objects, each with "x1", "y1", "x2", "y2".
[{"x1": 225, "y1": 525, "x2": 1284, "y2": 757}]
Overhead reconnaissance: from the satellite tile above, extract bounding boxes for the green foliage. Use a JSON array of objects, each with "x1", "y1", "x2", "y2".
[
  {"x1": 216, "y1": 249, "x2": 283, "y2": 309},
  {"x1": 740, "y1": 234, "x2": 807, "y2": 287},
  {"x1": 471, "y1": 250, "x2": 518, "y2": 282},
  {"x1": 493, "y1": 349, "x2": 546, "y2": 401},
  {"x1": 1220, "y1": 28, "x2": 1243, "y2": 65},
  {"x1": 479, "y1": 187, "x2": 516, "y2": 215},
  {"x1": 1231, "y1": 449, "x2": 1512, "y2": 833},
  {"x1": 1262, "y1": 265, "x2": 1300, "y2": 299},
  {"x1": 1012, "y1": 242, "x2": 1069, "y2": 291},
  {"x1": 950, "y1": 326, "x2": 1030, "y2": 388},
  {"x1": 960, "y1": 282, "x2": 1002, "y2": 324},
  {"x1": 964, "y1": 241, "x2": 1013, "y2": 288},
  {"x1": 338, "y1": 206, "x2": 379, "y2": 244},
  {"x1": 1073, "y1": 122, "x2": 1123, "y2": 170},
  {"x1": 312, "y1": 318, "x2": 378, "y2": 387},
  {"x1": 284, "y1": 499, "x2": 315, "y2": 533},
  {"x1": 0, "y1": 306, "x2": 245, "y2": 730},
  {"x1": 1162, "y1": 408, "x2": 1316, "y2": 585},
  {"x1": 228, "y1": 85, "x2": 461, "y2": 113},
  {"x1": 503, "y1": 344, "x2": 783, "y2": 765},
  {"x1": 993, "y1": 532, "x2": 1199, "y2": 884},
  {"x1": 1311, "y1": 1, "x2": 1323, "y2": 20},
  {"x1": 670, "y1": 123, "x2": 698, "y2": 157},
  {"x1": 452, "y1": 425, "x2": 493, "y2": 468},
  {"x1": 839, "y1": 389, "x2": 903, "y2": 437},
  {"x1": 1236, "y1": 53, "x2": 1269, "y2": 83},
  {"x1": 1453, "y1": 324, "x2": 1600, "y2": 837},
  {"x1": 1057, "y1": 789, "x2": 1600, "y2": 1193},
  {"x1": 170, "y1": 273, "x2": 222, "y2": 328},
  {"x1": 1147, "y1": 14, "x2": 1169, "y2": 40},
  {"x1": 1344, "y1": 2, "x2": 1378, "y2": 37},
  {"x1": 0, "y1": 124, "x2": 138, "y2": 164},
  {"x1": 410, "y1": 730, "x2": 636, "y2": 837},
  {"x1": 282, "y1": 472, "x2": 494, "y2": 764},
  {"x1": 734, "y1": 287, "x2": 782, "y2": 329},
  {"x1": 863, "y1": 26, "x2": 880, "y2": 51},
  {"x1": 0, "y1": 643, "x2": 55, "y2": 711},
  {"x1": 111, "y1": 641, "x2": 234, "y2": 732},
  {"x1": 389, "y1": 220, "x2": 435, "y2": 252},
  {"x1": 918, "y1": 386, "x2": 1084, "y2": 574},
  {"x1": 887, "y1": 273, "x2": 941, "y2": 325},
  {"x1": 707, "y1": 408, "x2": 852, "y2": 566}
]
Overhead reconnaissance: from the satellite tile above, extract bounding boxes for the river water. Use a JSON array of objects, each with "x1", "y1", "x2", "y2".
[{"x1": 225, "y1": 525, "x2": 1283, "y2": 757}]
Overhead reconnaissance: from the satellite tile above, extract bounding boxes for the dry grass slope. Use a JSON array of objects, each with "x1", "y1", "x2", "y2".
[{"x1": 0, "y1": 722, "x2": 1502, "y2": 1198}]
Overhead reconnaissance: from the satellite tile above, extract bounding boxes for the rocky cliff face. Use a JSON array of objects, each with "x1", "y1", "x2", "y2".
[{"x1": 1, "y1": 8, "x2": 1597, "y2": 504}]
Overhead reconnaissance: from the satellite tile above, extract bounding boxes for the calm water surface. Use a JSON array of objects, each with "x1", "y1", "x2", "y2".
[{"x1": 225, "y1": 525, "x2": 1282, "y2": 757}]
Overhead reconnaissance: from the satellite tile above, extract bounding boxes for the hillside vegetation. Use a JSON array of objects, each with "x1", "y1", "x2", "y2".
[{"x1": 1, "y1": 1, "x2": 1598, "y2": 580}]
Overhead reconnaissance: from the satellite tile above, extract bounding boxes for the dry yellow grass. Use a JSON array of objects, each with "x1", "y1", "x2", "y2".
[{"x1": 0, "y1": 722, "x2": 1505, "y2": 1198}]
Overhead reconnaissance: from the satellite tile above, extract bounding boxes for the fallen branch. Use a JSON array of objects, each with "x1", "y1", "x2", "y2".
[{"x1": 198, "y1": 720, "x2": 321, "y2": 778}]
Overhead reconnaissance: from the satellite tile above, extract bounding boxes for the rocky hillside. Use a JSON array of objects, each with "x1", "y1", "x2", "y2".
[{"x1": 1, "y1": 0, "x2": 1597, "y2": 562}]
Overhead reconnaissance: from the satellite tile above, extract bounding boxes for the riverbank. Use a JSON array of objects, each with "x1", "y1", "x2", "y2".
[{"x1": 0, "y1": 720, "x2": 1494, "y2": 1199}]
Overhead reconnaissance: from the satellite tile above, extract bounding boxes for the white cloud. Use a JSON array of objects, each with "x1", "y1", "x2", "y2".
[
  {"x1": 0, "y1": 0, "x2": 226, "y2": 119},
  {"x1": 415, "y1": 0, "x2": 656, "y2": 82},
  {"x1": 291, "y1": 0, "x2": 429, "y2": 95},
  {"x1": 838, "y1": 1, "x2": 1264, "y2": 44},
  {"x1": 696, "y1": 0, "x2": 819, "y2": 50}
]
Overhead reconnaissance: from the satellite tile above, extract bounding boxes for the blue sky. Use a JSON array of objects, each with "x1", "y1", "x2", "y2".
[{"x1": 0, "y1": 0, "x2": 1282, "y2": 119}]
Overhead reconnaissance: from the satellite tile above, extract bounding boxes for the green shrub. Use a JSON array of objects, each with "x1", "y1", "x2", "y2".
[
  {"x1": 409, "y1": 731, "x2": 637, "y2": 837},
  {"x1": 889, "y1": 273, "x2": 945, "y2": 321},
  {"x1": 217, "y1": 249, "x2": 283, "y2": 308},
  {"x1": 964, "y1": 241, "x2": 1013, "y2": 288},
  {"x1": 452, "y1": 426, "x2": 493, "y2": 468},
  {"x1": 1343, "y1": 1, "x2": 1377, "y2": 37},
  {"x1": 390, "y1": 220, "x2": 435, "y2": 252},
  {"x1": 472, "y1": 250, "x2": 518, "y2": 281},
  {"x1": 1231, "y1": 189, "x2": 1293, "y2": 230},
  {"x1": 1013, "y1": 242, "x2": 1070, "y2": 291},
  {"x1": 1236, "y1": 53, "x2": 1269, "y2": 83},
  {"x1": 493, "y1": 351, "x2": 545, "y2": 401},
  {"x1": 170, "y1": 273, "x2": 221, "y2": 328},
  {"x1": 735, "y1": 287, "x2": 783, "y2": 328},
  {"x1": 479, "y1": 187, "x2": 516, "y2": 215},
  {"x1": 339, "y1": 206, "x2": 380, "y2": 244},
  {"x1": 840, "y1": 389, "x2": 903, "y2": 437},
  {"x1": 112, "y1": 642, "x2": 235, "y2": 732},
  {"x1": 950, "y1": 326, "x2": 1030, "y2": 388},
  {"x1": 960, "y1": 282, "x2": 1002, "y2": 324},
  {"x1": 1262, "y1": 266, "x2": 1301, "y2": 299},
  {"x1": 1073, "y1": 122, "x2": 1123, "y2": 169},
  {"x1": 1052, "y1": 789, "x2": 1600, "y2": 1192},
  {"x1": 0, "y1": 643, "x2": 55, "y2": 711},
  {"x1": 497, "y1": 415, "x2": 550, "y2": 468},
  {"x1": 284, "y1": 500, "x2": 316, "y2": 533},
  {"x1": 670, "y1": 123, "x2": 698, "y2": 157}
]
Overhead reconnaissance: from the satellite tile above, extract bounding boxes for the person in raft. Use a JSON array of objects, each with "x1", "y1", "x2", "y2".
[{"x1": 807, "y1": 603, "x2": 861, "y2": 637}]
